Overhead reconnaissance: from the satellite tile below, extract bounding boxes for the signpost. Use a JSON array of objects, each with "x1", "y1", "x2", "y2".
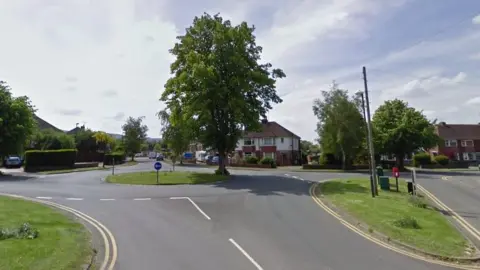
[
  {"x1": 154, "y1": 161, "x2": 162, "y2": 185},
  {"x1": 392, "y1": 167, "x2": 400, "y2": 192}
]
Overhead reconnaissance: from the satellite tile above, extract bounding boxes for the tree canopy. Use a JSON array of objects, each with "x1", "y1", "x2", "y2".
[
  {"x1": 0, "y1": 81, "x2": 36, "y2": 158},
  {"x1": 158, "y1": 109, "x2": 191, "y2": 169},
  {"x1": 160, "y1": 13, "x2": 285, "y2": 174},
  {"x1": 372, "y1": 99, "x2": 439, "y2": 168},
  {"x1": 313, "y1": 83, "x2": 366, "y2": 169},
  {"x1": 29, "y1": 129, "x2": 75, "y2": 150},
  {"x1": 122, "y1": 116, "x2": 148, "y2": 160}
]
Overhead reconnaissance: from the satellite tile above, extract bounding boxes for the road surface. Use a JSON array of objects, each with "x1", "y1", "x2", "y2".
[{"x1": 0, "y1": 162, "x2": 457, "y2": 270}]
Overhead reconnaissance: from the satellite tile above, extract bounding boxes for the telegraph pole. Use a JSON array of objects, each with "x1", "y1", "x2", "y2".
[
  {"x1": 363, "y1": 66, "x2": 378, "y2": 196},
  {"x1": 358, "y1": 91, "x2": 375, "y2": 198}
]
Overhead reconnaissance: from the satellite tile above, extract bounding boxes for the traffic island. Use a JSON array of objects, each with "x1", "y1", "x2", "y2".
[
  {"x1": 0, "y1": 196, "x2": 94, "y2": 270},
  {"x1": 105, "y1": 171, "x2": 229, "y2": 185},
  {"x1": 314, "y1": 178, "x2": 480, "y2": 263}
]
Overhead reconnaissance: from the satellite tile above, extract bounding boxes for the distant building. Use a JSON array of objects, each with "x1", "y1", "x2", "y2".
[{"x1": 429, "y1": 122, "x2": 480, "y2": 161}]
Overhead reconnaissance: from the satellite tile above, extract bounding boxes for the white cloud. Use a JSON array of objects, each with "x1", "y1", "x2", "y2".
[
  {"x1": 466, "y1": 96, "x2": 480, "y2": 105},
  {"x1": 472, "y1": 14, "x2": 480, "y2": 25}
]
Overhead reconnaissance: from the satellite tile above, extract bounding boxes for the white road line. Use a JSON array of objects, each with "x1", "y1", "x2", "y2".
[
  {"x1": 284, "y1": 174, "x2": 290, "y2": 177},
  {"x1": 133, "y1": 198, "x2": 151, "y2": 201},
  {"x1": 292, "y1": 176, "x2": 299, "y2": 179},
  {"x1": 100, "y1": 199, "x2": 116, "y2": 201},
  {"x1": 66, "y1": 198, "x2": 84, "y2": 201},
  {"x1": 228, "y1": 238, "x2": 263, "y2": 270},
  {"x1": 36, "y1": 196, "x2": 52, "y2": 200},
  {"x1": 170, "y1": 197, "x2": 211, "y2": 220}
]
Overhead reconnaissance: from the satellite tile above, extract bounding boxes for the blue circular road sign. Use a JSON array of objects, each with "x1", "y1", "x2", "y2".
[{"x1": 154, "y1": 161, "x2": 162, "y2": 170}]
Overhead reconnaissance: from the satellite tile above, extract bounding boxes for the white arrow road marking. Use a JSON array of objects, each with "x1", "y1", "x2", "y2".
[
  {"x1": 100, "y1": 199, "x2": 116, "y2": 201},
  {"x1": 170, "y1": 197, "x2": 211, "y2": 220}
]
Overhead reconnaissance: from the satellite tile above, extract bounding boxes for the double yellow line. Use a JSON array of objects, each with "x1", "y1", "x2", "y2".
[
  {"x1": 309, "y1": 183, "x2": 480, "y2": 270},
  {"x1": 0, "y1": 193, "x2": 117, "y2": 270}
]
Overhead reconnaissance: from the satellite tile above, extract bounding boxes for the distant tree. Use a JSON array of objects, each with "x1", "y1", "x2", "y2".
[
  {"x1": 140, "y1": 143, "x2": 149, "y2": 153},
  {"x1": 0, "y1": 81, "x2": 36, "y2": 160},
  {"x1": 300, "y1": 140, "x2": 321, "y2": 155},
  {"x1": 153, "y1": 142, "x2": 163, "y2": 153},
  {"x1": 157, "y1": 109, "x2": 191, "y2": 170},
  {"x1": 161, "y1": 13, "x2": 285, "y2": 174},
  {"x1": 73, "y1": 128, "x2": 97, "y2": 153},
  {"x1": 92, "y1": 131, "x2": 115, "y2": 152},
  {"x1": 372, "y1": 99, "x2": 439, "y2": 169},
  {"x1": 122, "y1": 116, "x2": 148, "y2": 161},
  {"x1": 313, "y1": 82, "x2": 366, "y2": 169}
]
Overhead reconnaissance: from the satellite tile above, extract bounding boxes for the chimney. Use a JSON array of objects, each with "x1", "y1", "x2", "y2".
[
  {"x1": 261, "y1": 118, "x2": 268, "y2": 124},
  {"x1": 439, "y1": 121, "x2": 446, "y2": 126}
]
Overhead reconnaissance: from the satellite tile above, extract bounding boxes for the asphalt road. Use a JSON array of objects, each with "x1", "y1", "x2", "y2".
[{"x1": 0, "y1": 161, "x2": 456, "y2": 270}]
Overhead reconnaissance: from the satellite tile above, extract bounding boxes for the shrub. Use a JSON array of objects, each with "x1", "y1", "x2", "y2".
[
  {"x1": 259, "y1": 157, "x2": 277, "y2": 168},
  {"x1": 24, "y1": 149, "x2": 76, "y2": 171},
  {"x1": 408, "y1": 196, "x2": 428, "y2": 209},
  {"x1": 104, "y1": 152, "x2": 126, "y2": 165},
  {"x1": 434, "y1": 155, "x2": 449, "y2": 166},
  {"x1": 214, "y1": 168, "x2": 230, "y2": 175},
  {"x1": 413, "y1": 153, "x2": 431, "y2": 167},
  {"x1": 393, "y1": 216, "x2": 421, "y2": 229},
  {"x1": 0, "y1": 223, "x2": 39, "y2": 240},
  {"x1": 245, "y1": 156, "x2": 258, "y2": 164}
]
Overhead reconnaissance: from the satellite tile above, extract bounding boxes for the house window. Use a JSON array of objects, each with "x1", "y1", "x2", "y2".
[
  {"x1": 461, "y1": 140, "x2": 474, "y2": 147},
  {"x1": 280, "y1": 138, "x2": 284, "y2": 143},
  {"x1": 263, "y1": 152, "x2": 275, "y2": 159},
  {"x1": 244, "y1": 138, "x2": 254, "y2": 145},
  {"x1": 463, "y1": 152, "x2": 470, "y2": 160},
  {"x1": 445, "y1": 140, "x2": 457, "y2": 147},
  {"x1": 463, "y1": 152, "x2": 476, "y2": 160},
  {"x1": 262, "y1": 137, "x2": 274, "y2": 145}
]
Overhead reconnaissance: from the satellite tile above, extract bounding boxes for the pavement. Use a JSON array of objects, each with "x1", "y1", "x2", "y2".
[{"x1": 0, "y1": 160, "x2": 462, "y2": 270}]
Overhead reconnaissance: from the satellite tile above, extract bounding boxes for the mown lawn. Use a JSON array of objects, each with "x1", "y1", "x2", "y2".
[
  {"x1": 0, "y1": 196, "x2": 92, "y2": 270},
  {"x1": 318, "y1": 178, "x2": 470, "y2": 257},
  {"x1": 106, "y1": 171, "x2": 228, "y2": 185}
]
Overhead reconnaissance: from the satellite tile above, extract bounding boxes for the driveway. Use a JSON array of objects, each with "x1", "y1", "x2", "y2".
[{"x1": 0, "y1": 162, "x2": 456, "y2": 270}]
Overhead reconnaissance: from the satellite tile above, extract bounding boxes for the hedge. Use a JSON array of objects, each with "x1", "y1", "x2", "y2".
[
  {"x1": 24, "y1": 149, "x2": 77, "y2": 172},
  {"x1": 104, "y1": 152, "x2": 126, "y2": 165},
  {"x1": 259, "y1": 157, "x2": 277, "y2": 168}
]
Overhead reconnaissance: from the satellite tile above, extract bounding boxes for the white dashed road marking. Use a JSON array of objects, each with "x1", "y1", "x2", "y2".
[
  {"x1": 36, "y1": 196, "x2": 52, "y2": 200},
  {"x1": 229, "y1": 238, "x2": 264, "y2": 270},
  {"x1": 66, "y1": 198, "x2": 84, "y2": 201},
  {"x1": 284, "y1": 174, "x2": 291, "y2": 177},
  {"x1": 100, "y1": 199, "x2": 116, "y2": 201},
  {"x1": 133, "y1": 198, "x2": 151, "y2": 201}
]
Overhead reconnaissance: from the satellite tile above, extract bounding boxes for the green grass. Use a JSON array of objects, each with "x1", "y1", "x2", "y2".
[
  {"x1": 0, "y1": 196, "x2": 92, "y2": 270},
  {"x1": 106, "y1": 171, "x2": 229, "y2": 185},
  {"x1": 318, "y1": 178, "x2": 470, "y2": 257}
]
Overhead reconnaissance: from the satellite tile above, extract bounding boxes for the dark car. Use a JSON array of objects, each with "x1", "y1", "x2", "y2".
[
  {"x1": 4, "y1": 156, "x2": 23, "y2": 168},
  {"x1": 156, "y1": 154, "x2": 164, "y2": 161}
]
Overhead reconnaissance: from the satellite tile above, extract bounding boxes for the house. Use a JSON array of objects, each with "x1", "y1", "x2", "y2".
[
  {"x1": 234, "y1": 119, "x2": 301, "y2": 166},
  {"x1": 429, "y1": 122, "x2": 480, "y2": 162}
]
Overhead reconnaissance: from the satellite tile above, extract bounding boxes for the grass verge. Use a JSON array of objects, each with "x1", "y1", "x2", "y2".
[
  {"x1": 106, "y1": 171, "x2": 228, "y2": 185},
  {"x1": 317, "y1": 178, "x2": 471, "y2": 257},
  {"x1": 0, "y1": 196, "x2": 92, "y2": 270},
  {"x1": 39, "y1": 167, "x2": 108, "y2": 175}
]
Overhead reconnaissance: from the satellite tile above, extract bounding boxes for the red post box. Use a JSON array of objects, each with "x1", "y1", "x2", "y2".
[{"x1": 392, "y1": 167, "x2": 400, "y2": 191}]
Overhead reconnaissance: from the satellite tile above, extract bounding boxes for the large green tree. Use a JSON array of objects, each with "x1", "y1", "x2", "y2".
[
  {"x1": 160, "y1": 13, "x2": 285, "y2": 174},
  {"x1": 0, "y1": 81, "x2": 36, "y2": 159},
  {"x1": 29, "y1": 129, "x2": 75, "y2": 150},
  {"x1": 313, "y1": 83, "x2": 366, "y2": 169},
  {"x1": 122, "y1": 116, "x2": 148, "y2": 161},
  {"x1": 372, "y1": 99, "x2": 439, "y2": 169}
]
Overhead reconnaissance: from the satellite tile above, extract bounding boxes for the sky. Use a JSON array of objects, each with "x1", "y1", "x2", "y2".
[{"x1": 1, "y1": 0, "x2": 479, "y2": 141}]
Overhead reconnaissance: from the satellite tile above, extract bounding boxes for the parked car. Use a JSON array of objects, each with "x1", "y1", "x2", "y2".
[
  {"x1": 4, "y1": 156, "x2": 22, "y2": 168},
  {"x1": 156, "y1": 154, "x2": 164, "y2": 161}
]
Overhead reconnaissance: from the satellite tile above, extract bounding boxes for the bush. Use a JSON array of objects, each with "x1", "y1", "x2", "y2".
[
  {"x1": 245, "y1": 156, "x2": 258, "y2": 164},
  {"x1": 104, "y1": 152, "x2": 126, "y2": 165},
  {"x1": 259, "y1": 157, "x2": 277, "y2": 168},
  {"x1": 434, "y1": 155, "x2": 449, "y2": 166},
  {"x1": 393, "y1": 216, "x2": 421, "y2": 229},
  {"x1": 413, "y1": 153, "x2": 431, "y2": 167},
  {"x1": 214, "y1": 168, "x2": 230, "y2": 175},
  {"x1": 0, "y1": 223, "x2": 39, "y2": 240},
  {"x1": 24, "y1": 149, "x2": 76, "y2": 171}
]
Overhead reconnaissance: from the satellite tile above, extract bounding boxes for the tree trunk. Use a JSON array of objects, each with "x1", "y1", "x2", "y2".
[
  {"x1": 218, "y1": 152, "x2": 227, "y2": 175},
  {"x1": 396, "y1": 153, "x2": 405, "y2": 170},
  {"x1": 340, "y1": 146, "x2": 346, "y2": 170}
]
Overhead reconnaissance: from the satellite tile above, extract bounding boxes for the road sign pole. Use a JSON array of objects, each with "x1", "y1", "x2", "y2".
[
  {"x1": 112, "y1": 158, "x2": 115, "y2": 175},
  {"x1": 395, "y1": 176, "x2": 399, "y2": 192},
  {"x1": 156, "y1": 170, "x2": 159, "y2": 185}
]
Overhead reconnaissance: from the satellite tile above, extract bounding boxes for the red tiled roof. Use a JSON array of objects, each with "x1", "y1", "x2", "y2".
[
  {"x1": 243, "y1": 121, "x2": 300, "y2": 139},
  {"x1": 436, "y1": 124, "x2": 480, "y2": 140}
]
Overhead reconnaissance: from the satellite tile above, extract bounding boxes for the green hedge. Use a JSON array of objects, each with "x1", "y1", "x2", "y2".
[
  {"x1": 413, "y1": 153, "x2": 432, "y2": 167},
  {"x1": 24, "y1": 149, "x2": 77, "y2": 172},
  {"x1": 259, "y1": 157, "x2": 277, "y2": 168},
  {"x1": 104, "y1": 152, "x2": 126, "y2": 165}
]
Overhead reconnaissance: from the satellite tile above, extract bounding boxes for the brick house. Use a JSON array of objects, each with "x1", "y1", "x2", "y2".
[
  {"x1": 234, "y1": 119, "x2": 301, "y2": 166},
  {"x1": 429, "y1": 122, "x2": 480, "y2": 162}
]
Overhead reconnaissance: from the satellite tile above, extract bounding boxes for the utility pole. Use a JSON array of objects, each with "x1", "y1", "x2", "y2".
[
  {"x1": 358, "y1": 91, "x2": 375, "y2": 198},
  {"x1": 363, "y1": 66, "x2": 378, "y2": 196}
]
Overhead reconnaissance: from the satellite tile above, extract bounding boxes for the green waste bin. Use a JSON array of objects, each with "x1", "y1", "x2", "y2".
[
  {"x1": 376, "y1": 166, "x2": 384, "y2": 177},
  {"x1": 379, "y1": 176, "x2": 390, "y2": 190}
]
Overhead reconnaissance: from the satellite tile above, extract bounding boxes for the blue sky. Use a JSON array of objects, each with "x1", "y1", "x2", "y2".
[{"x1": 0, "y1": 0, "x2": 479, "y2": 141}]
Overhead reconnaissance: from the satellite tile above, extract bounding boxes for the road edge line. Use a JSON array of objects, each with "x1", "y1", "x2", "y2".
[
  {"x1": 309, "y1": 183, "x2": 480, "y2": 270},
  {"x1": 0, "y1": 193, "x2": 117, "y2": 270}
]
